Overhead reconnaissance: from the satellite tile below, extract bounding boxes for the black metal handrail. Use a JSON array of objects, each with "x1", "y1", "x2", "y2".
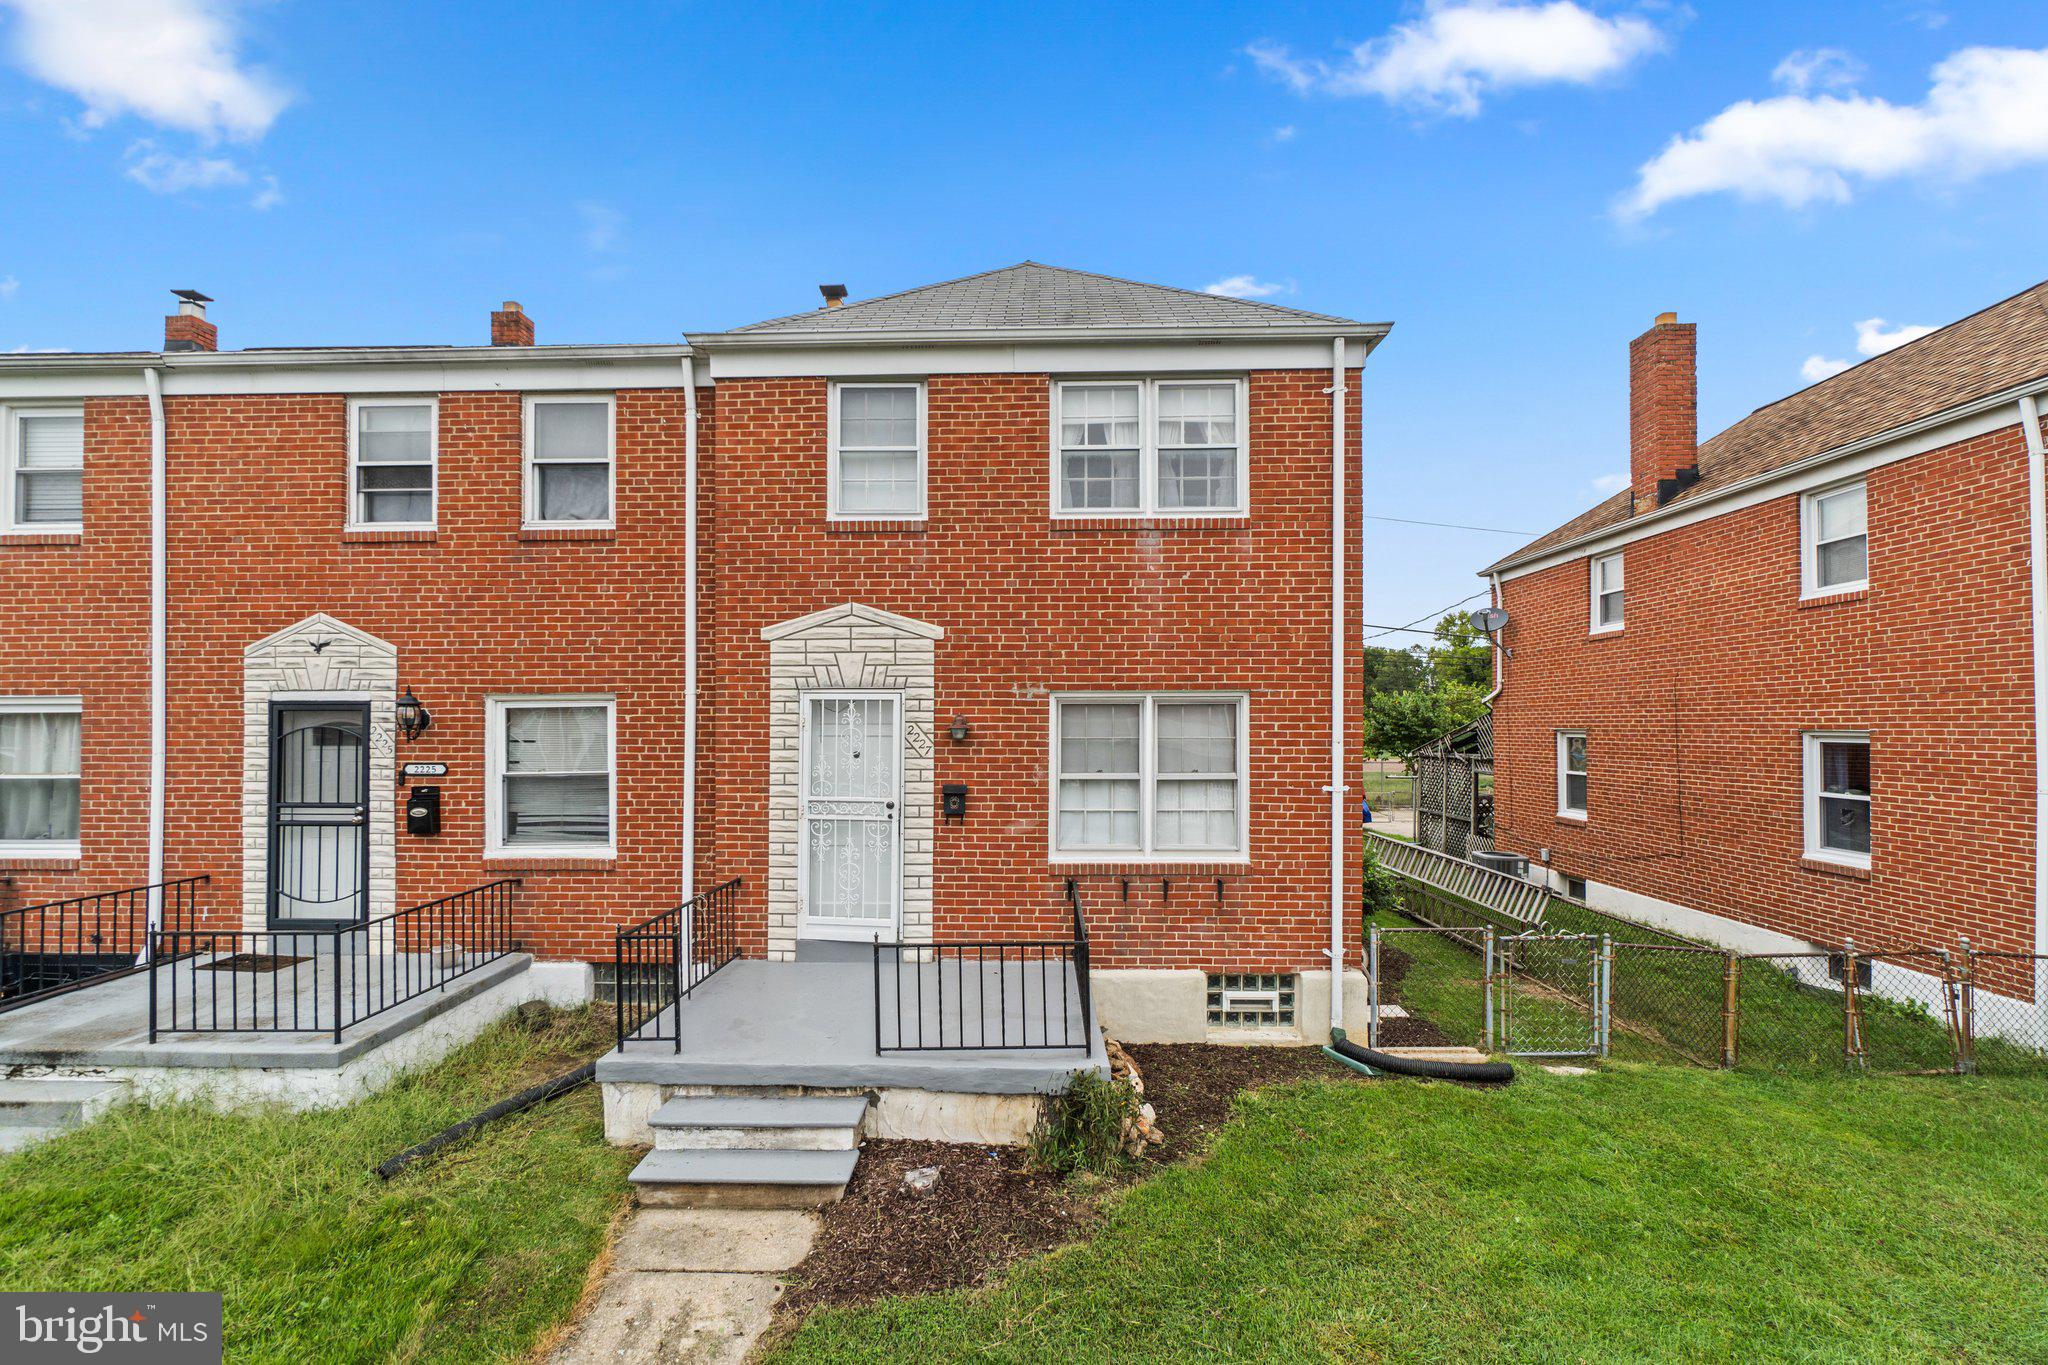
[
  {"x1": 613, "y1": 878, "x2": 743, "y2": 1052},
  {"x1": 870, "y1": 882, "x2": 1095, "y2": 1054},
  {"x1": 147, "y1": 879, "x2": 520, "y2": 1044},
  {"x1": 0, "y1": 876, "x2": 208, "y2": 1014}
]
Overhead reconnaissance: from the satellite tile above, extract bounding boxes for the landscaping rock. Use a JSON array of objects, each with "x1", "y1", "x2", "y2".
[{"x1": 902, "y1": 1165, "x2": 939, "y2": 1194}]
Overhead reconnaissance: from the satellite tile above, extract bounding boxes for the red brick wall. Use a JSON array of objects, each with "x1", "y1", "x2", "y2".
[
  {"x1": 702, "y1": 370, "x2": 1362, "y2": 972},
  {"x1": 1494, "y1": 421, "x2": 2036, "y2": 969}
]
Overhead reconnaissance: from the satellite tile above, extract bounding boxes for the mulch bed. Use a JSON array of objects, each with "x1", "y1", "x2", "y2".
[{"x1": 778, "y1": 1042, "x2": 1352, "y2": 1318}]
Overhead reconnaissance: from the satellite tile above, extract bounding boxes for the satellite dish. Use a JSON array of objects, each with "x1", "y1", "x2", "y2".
[{"x1": 1469, "y1": 605, "x2": 1509, "y2": 634}]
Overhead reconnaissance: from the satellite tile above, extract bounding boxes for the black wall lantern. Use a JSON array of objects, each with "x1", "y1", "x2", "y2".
[
  {"x1": 949, "y1": 716, "x2": 971, "y2": 744},
  {"x1": 396, "y1": 686, "x2": 433, "y2": 743}
]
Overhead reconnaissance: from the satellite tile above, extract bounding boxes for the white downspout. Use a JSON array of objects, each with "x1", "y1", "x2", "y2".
[
  {"x1": 144, "y1": 365, "x2": 167, "y2": 941},
  {"x1": 1482, "y1": 572, "x2": 1505, "y2": 707},
  {"x1": 1329, "y1": 337, "x2": 1349, "y2": 1037},
  {"x1": 2020, "y1": 395, "x2": 2047, "y2": 996},
  {"x1": 681, "y1": 355, "x2": 701, "y2": 901}
]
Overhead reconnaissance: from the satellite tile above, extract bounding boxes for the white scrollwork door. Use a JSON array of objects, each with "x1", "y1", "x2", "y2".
[{"x1": 799, "y1": 693, "x2": 902, "y2": 940}]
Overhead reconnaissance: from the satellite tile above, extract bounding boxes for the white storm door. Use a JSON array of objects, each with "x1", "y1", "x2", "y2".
[{"x1": 799, "y1": 693, "x2": 902, "y2": 940}]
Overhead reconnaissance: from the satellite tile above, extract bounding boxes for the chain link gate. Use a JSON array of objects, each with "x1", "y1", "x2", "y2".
[{"x1": 1492, "y1": 931, "x2": 1609, "y2": 1058}]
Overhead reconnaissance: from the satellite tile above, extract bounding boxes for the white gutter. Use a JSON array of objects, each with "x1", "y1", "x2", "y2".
[
  {"x1": 681, "y1": 356, "x2": 701, "y2": 900},
  {"x1": 2021, "y1": 395, "x2": 2047, "y2": 982},
  {"x1": 1329, "y1": 337, "x2": 1349, "y2": 1036},
  {"x1": 144, "y1": 366, "x2": 167, "y2": 939}
]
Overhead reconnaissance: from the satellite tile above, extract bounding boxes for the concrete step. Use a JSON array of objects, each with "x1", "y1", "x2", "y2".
[
  {"x1": 0, "y1": 1078, "x2": 128, "y2": 1127},
  {"x1": 650, "y1": 1095, "x2": 867, "y2": 1152},
  {"x1": 629, "y1": 1148, "x2": 860, "y2": 1210}
]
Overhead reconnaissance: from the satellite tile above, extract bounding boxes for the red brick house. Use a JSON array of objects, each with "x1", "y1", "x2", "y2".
[
  {"x1": 1483, "y1": 282, "x2": 2048, "y2": 1017},
  {"x1": 0, "y1": 264, "x2": 1385, "y2": 1046}
]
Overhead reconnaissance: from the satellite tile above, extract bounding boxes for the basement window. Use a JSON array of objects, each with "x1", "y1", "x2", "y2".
[
  {"x1": 1206, "y1": 973, "x2": 1296, "y2": 1028},
  {"x1": 1562, "y1": 875, "x2": 1587, "y2": 901}
]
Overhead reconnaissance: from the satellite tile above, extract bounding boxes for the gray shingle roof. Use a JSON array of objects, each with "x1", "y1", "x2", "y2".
[{"x1": 725, "y1": 262, "x2": 1370, "y2": 334}]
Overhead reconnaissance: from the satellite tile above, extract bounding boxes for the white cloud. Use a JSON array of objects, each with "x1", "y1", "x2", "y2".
[
  {"x1": 1204, "y1": 275, "x2": 1292, "y2": 299},
  {"x1": 1799, "y1": 315, "x2": 1939, "y2": 383},
  {"x1": 1621, "y1": 44, "x2": 2048, "y2": 218},
  {"x1": 0, "y1": 275, "x2": 17, "y2": 301},
  {"x1": 249, "y1": 172, "x2": 281, "y2": 210},
  {"x1": 1591, "y1": 471, "x2": 1630, "y2": 495},
  {"x1": 1272, "y1": 124, "x2": 1298, "y2": 142},
  {"x1": 578, "y1": 201, "x2": 624, "y2": 253},
  {"x1": 1, "y1": 0, "x2": 289, "y2": 142},
  {"x1": 1249, "y1": 2, "x2": 1664, "y2": 118},
  {"x1": 123, "y1": 138, "x2": 246, "y2": 192},
  {"x1": 1772, "y1": 48, "x2": 1864, "y2": 94}
]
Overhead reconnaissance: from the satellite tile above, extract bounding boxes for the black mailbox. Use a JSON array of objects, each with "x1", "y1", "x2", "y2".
[
  {"x1": 406, "y1": 786, "x2": 442, "y2": 837},
  {"x1": 941, "y1": 783, "x2": 968, "y2": 822}
]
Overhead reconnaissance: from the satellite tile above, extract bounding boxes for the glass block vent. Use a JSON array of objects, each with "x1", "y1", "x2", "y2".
[{"x1": 1207, "y1": 972, "x2": 1296, "y2": 1027}]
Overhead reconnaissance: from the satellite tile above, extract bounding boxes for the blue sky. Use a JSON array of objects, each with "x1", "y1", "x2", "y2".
[{"x1": 0, "y1": 1, "x2": 2043, "y2": 639}]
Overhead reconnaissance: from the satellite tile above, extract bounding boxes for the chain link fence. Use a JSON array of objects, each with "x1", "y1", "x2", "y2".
[{"x1": 1375, "y1": 874, "x2": 2048, "y2": 1075}]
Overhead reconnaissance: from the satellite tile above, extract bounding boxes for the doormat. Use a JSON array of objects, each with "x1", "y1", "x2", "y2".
[{"x1": 202, "y1": 953, "x2": 312, "y2": 973}]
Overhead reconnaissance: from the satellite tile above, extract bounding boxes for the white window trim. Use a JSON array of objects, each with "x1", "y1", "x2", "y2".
[
  {"x1": 484, "y1": 694, "x2": 618, "y2": 859},
  {"x1": 1800, "y1": 478, "x2": 1869, "y2": 599},
  {"x1": 346, "y1": 396, "x2": 438, "y2": 532},
  {"x1": 1589, "y1": 552, "x2": 1624, "y2": 634},
  {"x1": 826, "y1": 381, "x2": 927, "y2": 521},
  {"x1": 0, "y1": 696, "x2": 83, "y2": 859},
  {"x1": 1556, "y1": 730, "x2": 1587, "y2": 821},
  {"x1": 1802, "y1": 729, "x2": 1871, "y2": 869},
  {"x1": 1, "y1": 404, "x2": 85, "y2": 535},
  {"x1": 522, "y1": 394, "x2": 616, "y2": 530},
  {"x1": 1050, "y1": 377, "x2": 1249, "y2": 519},
  {"x1": 1047, "y1": 691, "x2": 1250, "y2": 863}
]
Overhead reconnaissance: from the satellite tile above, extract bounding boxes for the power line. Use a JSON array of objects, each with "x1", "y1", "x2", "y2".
[
  {"x1": 1366, "y1": 513, "x2": 1533, "y2": 536},
  {"x1": 1364, "y1": 588, "x2": 1491, "y2": 642},
  {"x1": 1362, "y1": 623, "x2": 1450, "y2": 639}
]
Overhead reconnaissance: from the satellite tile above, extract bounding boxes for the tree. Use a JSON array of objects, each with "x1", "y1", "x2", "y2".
[
  {"x1": 1362, "y1": 681, "x2": 1487, "y2": 762},
  {"x1": 1361, "y1": 644, "x2": 1427, "y2": 703},
  {"x1": 1426, "y1": 612, "x2": 1493, "y2": 690}
]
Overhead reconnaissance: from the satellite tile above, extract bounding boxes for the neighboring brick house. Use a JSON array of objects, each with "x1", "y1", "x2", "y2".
[
  {"x1": 0, "y1": 265, "x2": 1386, "y2": 1042},
  {"x1": 1482, "y1": 282, "x2": 2048, "y2": 1014}
]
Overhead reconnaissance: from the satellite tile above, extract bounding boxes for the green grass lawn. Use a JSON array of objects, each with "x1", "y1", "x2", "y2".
[
  {"x1": 773, "y1": 1064, "x2": 2048, "y2": 1363},
  {"x1": 0, "y1": 1005, "x2": 632, "y2": 1364}
]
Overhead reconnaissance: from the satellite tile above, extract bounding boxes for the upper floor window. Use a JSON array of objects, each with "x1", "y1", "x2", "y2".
[
  {"x1": 524, "y1": 396, "x2": 614, "y2": 527},
  {"x1": 1052, "y1": 694, "x2": 1246, "y2": 859},
  {"x1": 829, "y1": 383, "x2": 924, "y2": 519},
  {"x1": 1556, "y1": 730, "x2": 1588, "y2": 819},
  {"x1": 486, "y1": 696, "x2": 615, "y2": 857},
  {"x1": 1803, "y1": 730, "x2": 1870, "y2": 867},
  {"x1": 1590, "y1": 552, "x2": 1624, "y2": 633},
  {"x1": 3, "y1": 407, "x2": 84, "y2": 533},
  {"x1": 349, "y1": 399, "x2": 436, "y2": 528},
  {"x1": 1802, "y1": 480, "x2": 1867, "y2": 596},
  {"x1": 1054, "y1": 379, "x2": 1245, "y2": 517},
  {"x1": 0, "y1": 699, "x2": 80, "y2": 856}
]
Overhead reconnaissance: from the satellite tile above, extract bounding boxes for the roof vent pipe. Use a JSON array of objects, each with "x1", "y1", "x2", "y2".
[{"x1": 819, "y1": 284, "x2": 848, "y2": 309}]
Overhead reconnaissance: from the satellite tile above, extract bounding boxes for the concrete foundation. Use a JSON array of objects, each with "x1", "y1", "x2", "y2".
[{"x1": 1090, "y1": 967, "x2": 1369, "y2": 1045}]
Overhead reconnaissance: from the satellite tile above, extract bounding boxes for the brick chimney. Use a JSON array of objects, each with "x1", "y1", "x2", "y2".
[
  {"x1": 491, "y1": 301, "x2": 535, "y2": 346},
  {"x1": 164, "y1": 290, "x2": 217, "y2": 352},
  {"x1": 1629, "y1": 311, "x2": 1698, "y2": 511}
]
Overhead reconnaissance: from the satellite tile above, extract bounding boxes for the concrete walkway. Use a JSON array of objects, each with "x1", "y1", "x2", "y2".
[{"x1": 549, "y1": 1209, "x2": 818, "y2": 1363}]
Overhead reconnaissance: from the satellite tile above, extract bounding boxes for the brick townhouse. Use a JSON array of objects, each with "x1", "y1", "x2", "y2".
[
  {"x1": 0, "y1": 264, "x2": 1385, "y2": 1043},
  {"x1": 1482, "y1": 280, "x2": 2048, "y2": 1013}
]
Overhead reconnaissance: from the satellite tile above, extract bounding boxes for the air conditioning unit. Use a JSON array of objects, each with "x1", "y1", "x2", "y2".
[{"x1": 1472, "y1": 851, "x2": 1529, "y2": 879}]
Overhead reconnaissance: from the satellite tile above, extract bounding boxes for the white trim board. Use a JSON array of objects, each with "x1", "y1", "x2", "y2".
[
  {"x1": 0, "y1": 352, "x2": 694, "y2": 401},
  {"x1": 1495, "y1": 381, "x2": 2048, "y2": 583},
  {"x1": 703, "y1": 338, "x2": 1373, "y2": 381}
]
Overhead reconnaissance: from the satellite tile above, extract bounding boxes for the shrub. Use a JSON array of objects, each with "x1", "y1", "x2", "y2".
[
  {"x1": 1031, "y1": 1068, "x2": 1140, "y2": 1176},
  {"x1": 1361, "y1": 840, "x2": 1404, "y2": 920}
]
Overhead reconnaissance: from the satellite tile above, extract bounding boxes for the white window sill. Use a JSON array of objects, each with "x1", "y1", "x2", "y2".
[
  {"x1": 1802, "y1": 848, "x2": 1870, "y2": 871},
  {"x1": 0, "y1": 841, "x2": 81, "y2": 860},
  {"x1": 827, "y1": 511, "x2": 926, "y2": 523},
  {"x1": 1051, "y1": 510, "x2": 1248, "y2": 521},
  {"x1": 1050, "y1": 851, "x2": 1250, "y2": 865},
  {"x1": 1555, "y1": 811, "x2": 1587, "y2": 823},
  {"x1": 485, "y1": 847, "x2": 616, "y2": 862},
  {"x1": 1800, "y1": 583, "x2": 1869, "y2": 601},
  {"x1": 345, "y1": 522, "x2": 437, "y2": 534},
  {"x1": 2, "y1": 524, "x2": 83, "y2": 536},
  {"x1": 1589, "y1": 624, "x2": 1624, "y2": 636},
  {"x1": 520, "y1": 521, "x2": 616, "y2": 532}
]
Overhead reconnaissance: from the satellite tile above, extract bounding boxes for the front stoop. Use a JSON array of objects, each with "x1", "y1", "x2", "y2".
[
  {"x1": 0, "y1": 1078, "x2": 129, "y2": 1153},
  {"x1": 628, "y1": 1094, "x2": 868, "y2": 1209}
]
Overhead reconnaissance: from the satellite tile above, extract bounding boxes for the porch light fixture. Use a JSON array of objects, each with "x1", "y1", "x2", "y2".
[
  {"x1": 396, "y1": 686, "x2": 433, "y2": 743},
  {"x1": 949, "y1": 716, "x2": 970, "y2": 744}
]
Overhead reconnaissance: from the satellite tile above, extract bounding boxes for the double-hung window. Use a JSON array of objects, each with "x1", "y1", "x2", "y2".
[
  {"x1": 1590, "y1": 552, "x2": 1624, "y2": 632},
  {"x1": 487, "y1": 697, "x2": 615, "y2": 857},
  {"x1": 829, "y1": 383, "x2": 924, "y2": 519},
  {"x1": 1054, "y1": 379, "x2": 1245, "y2": 516},
  {"x1": 1803, "y1": 731, "x2": 1870, "y2": 867},
  {"x1": 524, "y1": 396, "x2": 614, "y2": 527},
  {"x1": 1802, "y1": 480, "x2": 1867, "y2": 596},
  {"x1": 1556, "y1": 731, "x2": 1588, "y2": 819},
  {"x1": 349, "y1": 398, "x2": 436, "y2": 528},
  {"x1": 1052, "y1": 694, "x2": 1245, "y2": 859},
  {"x1": 3, "y1": 407, "x2": 84, "y2": 533},
  {"x1": 0, "y1": 700, "x2": 81, "y2": 857}
]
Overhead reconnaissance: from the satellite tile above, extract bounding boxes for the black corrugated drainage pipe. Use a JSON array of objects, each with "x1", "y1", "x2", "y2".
[
  {"x1": 1324, "y1": 1032, "x2": 1515, "y2": 1085},
  {"x1": 375, "y1": 1061, "x2": 596, "y2": 1180}
]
